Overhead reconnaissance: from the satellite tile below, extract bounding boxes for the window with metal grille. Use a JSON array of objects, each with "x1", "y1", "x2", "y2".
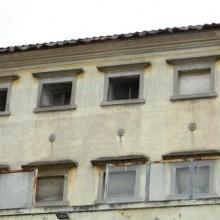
[
  {"x1": 107, "y1": 76, "x2": 139, "y2": 101},
  {"x1": 0, "y1": 89, "x2": 7, "y2": 112},
  {"x1": 40, "y1": 82, "x2": 72, "y2": 107}
]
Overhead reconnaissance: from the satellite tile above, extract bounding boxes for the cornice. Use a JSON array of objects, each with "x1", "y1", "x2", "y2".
[{"x1": 1, "y1": 31, "x2": 220, "y2": 69}]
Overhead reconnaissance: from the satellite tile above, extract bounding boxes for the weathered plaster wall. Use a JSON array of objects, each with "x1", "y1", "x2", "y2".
[
  {"x1": 1, "y1": 204, "x2": 220, "y2": 220},
  {"x1": 0, "y1": 32, "x2": 220, "y2": 217}
]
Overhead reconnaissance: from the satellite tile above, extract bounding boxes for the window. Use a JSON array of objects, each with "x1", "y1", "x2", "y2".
[
  {"x1": 175, "y1": 166, "x2": 190, "y2": 195},
  {"x1": 40, "y1": 82, "x2": 72, "y2": 107},
  {"x1": 96, "y1": 164, "x2": 147, "y2": 204},
  {"x1": 33, "y1": 69, "x2": 83, "y2": 112},
  {"x1": 0, "y1": 75, "x2": 18, "y2": 116},
  {"x1": 0, "y1": 88, "x2": 8, "y2": 112},
  {"x1": 35, "y1": 171, "x2": 68, "y2": 206},
  {"x1": 178, "y1": 69, "x2": 211, "y2": 96},
  {"x1": 105, "y1": 166, "x2": 138, "y2": 202},
  {"x1": 22, "y1": 160, "x2": 78, "y2": 206},
  {"x1": 167, "y1": 56, "x2": 218, "y2": 100},
  {"x1": 98, "y1": 62, "x2": 150, "y2": 106},
  {"x1": 36, "y1": 176, "x2": 65, "y2": 203},
  {"x1": 0, "y1": 170, "x2": 35, "y2": 209},
  {"x1": 107, "y1": 76, "x2": 139, "y2": 101},
  {"x1": 171, "y1": 161, "x2": 214, "y2": 199}
]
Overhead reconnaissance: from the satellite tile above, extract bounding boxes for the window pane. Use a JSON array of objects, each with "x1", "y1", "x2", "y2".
[
  {"x1": 193, "y1": 165, "x2": 209, "y2": 194},
  {"x1": 0, "y1": 171, "x2": 34, "y2": 209},
  {"x1": 0, "y1": 89, "x2": 7, "y2": 112},
  {"x1": 36, "y1": 176, "x2": 64, "y2": 202},
  {"x1": 179, "y1": 68, "x2": 211, "y2": 95},
  {"x1": 40, "y1": 82, "x2": 72, "y2": 107},
  {"x1": 176, "y1": 167, "x2": 190, "y2": 194},
  {"x1": 108, "y1": 76, "x2": 139, "y2": 101},
  {"x1": 107, "y1": 170, "x2": 136, "y2": 199}
]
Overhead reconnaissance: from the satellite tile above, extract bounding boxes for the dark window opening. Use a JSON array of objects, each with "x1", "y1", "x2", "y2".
[
  {"x1": 40, "y1": 82, "x2": 72, "y2": 107},
  {"x1": 107, "y1": 76, "x2": 139, "y2": 101},
  {"x1": 36, "y1": 176, "x2": 64, "y2": 202},
  {"x1": 0, "y1": 89, "x2": 7, "y2": 112}
]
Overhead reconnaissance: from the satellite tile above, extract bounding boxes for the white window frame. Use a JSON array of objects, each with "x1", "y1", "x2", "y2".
[
  {"x1": 104, "y1": 164, "x2": 142, "y2": 203},
  {"x1": 192, "y1": 161, "x2": 214, "y2": 199},
  {"x1": 171, "y1": 162, "x2": 192, "y2": 200},
  {"x1": 170, "y1": 160, "x2": 215, "y2": 200}
]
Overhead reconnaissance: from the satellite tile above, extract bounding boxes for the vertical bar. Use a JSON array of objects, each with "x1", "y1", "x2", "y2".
[
  {"x1": 145, "y1": 162, "x2": 151, "y2": 201},
  {"x1": 104, "y1": 164, "x2": 110, "y2": 202},
  {"x1": 189, "y1": 159, "x2": 194, "y2": 199}
]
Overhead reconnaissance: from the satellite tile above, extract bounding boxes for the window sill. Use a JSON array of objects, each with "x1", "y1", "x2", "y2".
[
  {"x1": 34, "y1": 200, "x2": 69, "y2": 207},
  {"x1": 34, "y1": 105, "x2": 77, "y2": 113},
  {"x1": 95, "y1": 197, "x2": 143, "y2": 204},
  {"x1": 1, "y1": 198, "x2": 220, "y2": 216},
  {"x1": 0, "y1": 111, "x2": 10, "y2": 116},
  {"x1": 167, "y1": 193, "x2": 217, "y2": 201},
  {"x1": 167, "y1": 194, "x2": 190, "y2": 200},
  {"x1": 100, "y1": 98, "x2": 145, "y2": 106},
  {"x1": 170, "y1": 92, "x2": 217, "y2": 101}
]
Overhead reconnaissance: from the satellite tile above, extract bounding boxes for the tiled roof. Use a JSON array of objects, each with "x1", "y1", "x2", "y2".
[{"x1": 1, "y1": 23, "x2": 220, "y2": 54}]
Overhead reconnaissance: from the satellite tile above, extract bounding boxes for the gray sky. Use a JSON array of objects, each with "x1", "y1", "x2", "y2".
[{"x1": 1, "y1": 0, "x2": 220, "y2": 47}]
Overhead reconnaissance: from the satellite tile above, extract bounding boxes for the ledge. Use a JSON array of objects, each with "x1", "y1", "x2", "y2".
[
  {"x1": 91, "y1": 155, "x2": 149, "y2": 166},
  {"x1": 97, "y1": 62, "x2": 151, "y2": 72},
  {"x1": 170, "y1": 92, "x2": 217, "y2": 101},
  {"x1": 166, "y1": 55, "x2": 220, "y2": 65},
  {"x1": 34, "y1": 104, "x2": 77, "y2": 113},
  {"x1": 162, "y1": 150, "x2": 220, "y2": 160},
  {"x1": 1, "y1": 198, "x2": 220, "y2": 216},
  {"x1": 0, "y1": 165, "x2": 10, "y2": 172},
  {"x1": 22, "y1": 160, "x2": 78, "y2": 169},
  {"x1": 0, "y1": 111, "x2": 11, "y2": 116},
  {"x1": 100, "y1": 98, "x2": 145, "y2": 107},
  {"x1": 32, "y1": 69, "x2": 83, "y2": 78},
  {"x1": 34, "y1": 200, "x2": 69, "y2": 208},
  {"x1": 0, "y1": 74, "x2": 19, "y2": 81}
]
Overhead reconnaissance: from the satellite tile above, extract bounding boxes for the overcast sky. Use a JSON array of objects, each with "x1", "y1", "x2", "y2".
[{"x1": 1, "y1": 0, "x2": 220, "y2": 47}]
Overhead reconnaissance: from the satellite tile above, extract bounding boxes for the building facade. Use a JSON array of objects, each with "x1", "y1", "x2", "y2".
[{"x1": 0, "y1": 23, "x2": 220, "y2": 219}]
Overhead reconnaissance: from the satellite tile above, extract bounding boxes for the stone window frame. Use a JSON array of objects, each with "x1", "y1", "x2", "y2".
[
  {"x1": 97, "y1": 62, "x2": 150, "y2": 106},
  {"x1": 33, "y1": 69, "x2": 83, "y2": 113},
  {"x1": 167, "y1": 56, "x2": 220, "y2": 101},
  {"x1": 169, "y1": 160, "x2": 215, "y2": 200},
  {"x1": 0, "y1": 75, "x2": 19, "y2": 116},
  {"x1": 35, "y1": 169, "x2": 69, "y2": 207}
]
